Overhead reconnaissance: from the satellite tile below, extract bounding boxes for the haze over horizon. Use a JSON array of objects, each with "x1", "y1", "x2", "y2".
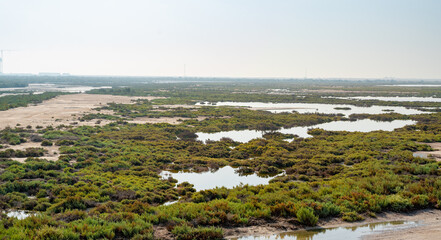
[{"x1": 0, "y1": 0, "x2": 440, "y2": 79}]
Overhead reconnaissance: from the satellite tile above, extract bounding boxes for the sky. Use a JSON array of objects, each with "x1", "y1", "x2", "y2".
[{"x1": 0, "y1": 0, "x2": 440, "y2": 79}]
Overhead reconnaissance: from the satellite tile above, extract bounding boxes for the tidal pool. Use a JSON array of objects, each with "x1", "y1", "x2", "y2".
[
  {"x1": 197, "y1": 119, "x2": 416, "y2": 143},
  {"x1": 233, "y1": 221, "x2": 421, "y2": 240},
  {"x1": 161, "y1": 166, "x2": 279, "y2": 191},
  {"x1": 197, "y1": 102, "x2": 427, "y2": 116}
]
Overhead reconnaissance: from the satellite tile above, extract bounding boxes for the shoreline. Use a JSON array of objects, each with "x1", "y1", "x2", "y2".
[{"x1": 223, "y1": 209, "x2": 441, "y2": 239}]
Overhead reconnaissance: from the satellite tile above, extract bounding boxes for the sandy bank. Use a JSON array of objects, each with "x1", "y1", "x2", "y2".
[
  {"x1": 0, "y1": 94, "x2": 163, "y2": 129},
  {"x1": 224, "y1": 209, "x2": 441, "y2": 239}
]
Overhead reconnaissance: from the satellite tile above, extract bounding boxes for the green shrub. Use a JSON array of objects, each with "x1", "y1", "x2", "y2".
[
  {"x1": 35, "y1": 226, "x2": 79, "y2": 240},
  {"x1": 41, "y1": 140, "x2": 53, "y2": 146},
  {"x1": 172, "y1": 225, "x2": 223, "y2": 240},
  {"x1": 296, "y1": 207, "x2": 318, "y2": 226},
  {"x1": 411, "y1": 194, "x2": 429, "y2": 208},
  {"x1": 48, "y1": 197, "x2": 87, "y2": 213},
  {"x1": 270, "y1": 201, "x2": 297, "y2": 217},
  {"x1": 387, "y1": 195, "x2": 412, "y2": 212},
  {"x1": 342, "y1": 211, "x2": 364, "y2": 222}
]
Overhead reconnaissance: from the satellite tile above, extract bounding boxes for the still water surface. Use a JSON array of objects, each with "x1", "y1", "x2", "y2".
[
  {"x1": 6, "y1": 210, "x2": 33, "y2": 220},
  {"x1": 0, "y1": 83, "x2": 111, "y2": 95},
  {"x1": 199, "y1": 102, "x2": 427, "y2": 116},
  {"x1": 197, "y1": 119, "x2": 416, "y2": 143},
  {"x1": 161, "y1": 166, "x2": 278, "y2": 191},
  {"x1": 329, "y1": 96, "x2": 441, "y2": 102},
  {"x1": 233, "y1": 221, "x2": 421, "y2": 240}
]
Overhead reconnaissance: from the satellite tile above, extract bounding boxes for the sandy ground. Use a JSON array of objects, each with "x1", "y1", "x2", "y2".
[
  {"x1": 3, "y1": 141, "x2": 60, "y2": 163},
  {"x1": 224, "y1": 209, "x2": 441, "y2": 240},
  {"x1": 414, "y1": 142, "x2": 441, "y2": 161},
  {"x1": 0, "y1": 94, "x2": 164, "y2": 129}
]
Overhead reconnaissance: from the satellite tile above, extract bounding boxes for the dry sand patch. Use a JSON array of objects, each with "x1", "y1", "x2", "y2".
[{"x1": 0, "y1": 94, "x2": 163, "y2": 129}]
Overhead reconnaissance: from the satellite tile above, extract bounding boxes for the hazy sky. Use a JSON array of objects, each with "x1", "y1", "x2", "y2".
[{"x1": 0, "y1": 0, "x2": 440, "y2": 78}]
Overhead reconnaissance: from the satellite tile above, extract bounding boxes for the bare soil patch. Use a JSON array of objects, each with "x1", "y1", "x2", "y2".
[{"x1": 0, "y1": 94, "x2": 163, "y2": 129}]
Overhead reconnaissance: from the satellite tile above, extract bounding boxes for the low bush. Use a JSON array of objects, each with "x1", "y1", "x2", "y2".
[
  {"x1": 296, "y1": 207, "x2": 318, "y2": 226},
  {"x1": 171, "y1": 225, "x2": 223, "y2": 240}
]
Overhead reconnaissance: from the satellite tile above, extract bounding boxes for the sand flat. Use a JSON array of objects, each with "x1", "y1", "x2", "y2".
[{"x1": 0, "y1": 94, "x2": 163, "y2": 129}]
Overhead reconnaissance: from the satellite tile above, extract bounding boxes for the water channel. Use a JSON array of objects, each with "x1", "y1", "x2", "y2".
[{"x1": 197, "y1": 119, "x2": 416, "y2": 143}]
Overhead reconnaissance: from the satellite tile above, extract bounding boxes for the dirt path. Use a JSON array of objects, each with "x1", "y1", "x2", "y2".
[{"x1": 0, "y1": 94, "x2": 163, "y2": 129}]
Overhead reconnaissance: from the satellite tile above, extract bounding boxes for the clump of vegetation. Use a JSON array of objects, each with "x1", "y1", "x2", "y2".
[
  {"x1": 342, "y1": 211, "x2": 365, "y2": 222},
  {"x1": 0, "y1": 92, "x2": 63, "y2": 111},
  {"x1": 41, "y1": 140, "x2": 53, "y2": 146},
  {"x1": 171, "y1": 225, "x2": 223, "y2": 240},
  {"x1": 296, "y1": 207, "x2": 319, "y2": 226}
]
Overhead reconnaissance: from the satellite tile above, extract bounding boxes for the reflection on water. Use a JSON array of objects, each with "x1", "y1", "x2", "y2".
[
  {"x1": 161, "y1": 166, "x2": 279, "y2": 191},
  {"x1": 198, "y1": 102, "x2": 427, "y2": 116},
  {"x1": 234, "y1": 221, "x2": 420, "y2": 240},
  {"x1": 197, "y1": 119, "x2": 416, "y2": 143}
]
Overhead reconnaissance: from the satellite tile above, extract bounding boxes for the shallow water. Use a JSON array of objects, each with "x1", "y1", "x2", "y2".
[
  {"x1": 198, "y1": 102, "x2": 427, "y2": 116},
  {"x1": 233, "y1": 221, "x2": 421, "y2": 240},
  {"x1": 382, "y1": 84, "x2": 441, "y2": 87},
  {"x1": 329, "y1": 96, "x2": 441, "y2": 102},
  {"x1": 197, "y1": 119, "x2": 416, "y2": 143},
  {"x1": 6, "y1": 210, "x2": 32, "y2": 220},
  {"x1": 413, "y1": 152, "x2": 429, "y2": 158},
  {"x1": 160, "y1": 166, "x2": 278, "y2": 191},
  {"x1": 0, "y1": 83, "x2": 111, "y2": 94}
]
